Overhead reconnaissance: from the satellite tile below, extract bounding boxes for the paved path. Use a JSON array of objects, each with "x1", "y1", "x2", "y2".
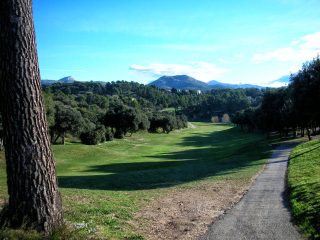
[{"x1": 199, "y1": 143, "x2": 302, "y2": 240}]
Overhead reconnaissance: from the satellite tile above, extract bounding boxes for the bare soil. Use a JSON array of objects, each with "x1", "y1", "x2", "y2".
[{"x1": 133, "y1": 177, "x2": 259, "y2": 240}]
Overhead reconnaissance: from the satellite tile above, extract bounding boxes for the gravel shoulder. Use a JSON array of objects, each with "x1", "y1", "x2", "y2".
[
  {"x1": 199, "y1": 142, "x2": 303, "y2": 240},
  {"x1": 133, "y1": 180, "x2": 254, "y2": 240}
]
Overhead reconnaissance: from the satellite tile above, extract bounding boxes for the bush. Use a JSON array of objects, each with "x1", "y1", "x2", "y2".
[
  {"x1": 80, "y1": 131, "x2": 100, "y2": 145},
  {"x1": 105, "y1": 127, "x2": 114, "y2": 141},
  {"x1": 149, "y1": 113, "x2": 188, "y2": 133},
  {"x1": 114, "y1": 129, "x2": 125, "y2": 139},
  {"x1": 80, "y1": 126, "x2": 107, "y2": 145}
]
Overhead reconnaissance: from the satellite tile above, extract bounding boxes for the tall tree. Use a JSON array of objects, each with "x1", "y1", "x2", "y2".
[{"x1": 0, "y1": 0, "x2": 63, "y2": 234}]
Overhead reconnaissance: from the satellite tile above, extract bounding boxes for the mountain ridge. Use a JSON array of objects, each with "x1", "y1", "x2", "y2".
[
  {"x1": 149, "y1": 75, "x2": 264, "y2": 90},
  {"x1": 41, "y1": 75, "x2": 265, "y2": 90},
  {"x1": 42, "y1": 76, "x2": 76, "y2": 86}
]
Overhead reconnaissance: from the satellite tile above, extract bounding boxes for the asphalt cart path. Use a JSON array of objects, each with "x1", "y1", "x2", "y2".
[{"x1": 199, "y1": 143, "x2": 303, "y2": 240}]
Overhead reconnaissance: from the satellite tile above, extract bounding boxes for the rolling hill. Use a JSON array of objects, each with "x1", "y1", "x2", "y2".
[{"x1": 148, "y1": 75, "x2": 209, "y2": 91}]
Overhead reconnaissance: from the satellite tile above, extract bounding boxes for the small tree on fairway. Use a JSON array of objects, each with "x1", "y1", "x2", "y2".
[
  {"x1": 0, "y1": 0, "x2": 63, "y2": 234},
  {"x1": 50, "y1": 103, "x2": 85, "y2": 144},
  {"x1": 105, "y1": 104, "x2": 146, "y2": 138}
]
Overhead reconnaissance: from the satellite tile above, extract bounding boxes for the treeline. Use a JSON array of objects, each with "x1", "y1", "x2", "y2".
[
  {"x1": 41, "y1": 81, "x2": 263, "y2": 145},
  {"x1": 0, "y1": 80, "x2": 264, "y2": 146},
  {"x1": 232, "y1": 56, "x2": 320, "y2": 139},
  {"x1": 184, "y1": 88, "x2": 263, "y2": 120},
  {"x1": 45, "y1": 81, "x2": 263, "y2": 117}
]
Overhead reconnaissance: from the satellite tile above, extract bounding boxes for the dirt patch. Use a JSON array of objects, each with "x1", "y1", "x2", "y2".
[{"x1": 133, "y1": 178, "x2": 259, "y2": 240}]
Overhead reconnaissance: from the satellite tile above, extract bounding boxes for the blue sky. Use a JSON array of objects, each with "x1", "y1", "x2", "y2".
[{"x1": 33, "y1": 0, "x2": 320, "y2": 86}]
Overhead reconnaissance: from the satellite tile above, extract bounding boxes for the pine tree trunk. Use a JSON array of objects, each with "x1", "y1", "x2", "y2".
[{"x1": 0, "y1": 0, "x2": 63, "y2": 234}]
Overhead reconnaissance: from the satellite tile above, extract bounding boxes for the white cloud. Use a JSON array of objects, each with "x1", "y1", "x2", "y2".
[
  {"x1": 129, "y1": 62, "x2": 227, "y2": 82},
  {"x1": 252, "y1": 32, "x2": 320, "y2": 63}
]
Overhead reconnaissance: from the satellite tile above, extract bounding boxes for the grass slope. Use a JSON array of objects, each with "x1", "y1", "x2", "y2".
[
  {"x1": 0, "y1": 123, "x2": 272, "y2": 239},
  {"x1": 288, "y1": 139, "x2": 320, "y2": 239}
]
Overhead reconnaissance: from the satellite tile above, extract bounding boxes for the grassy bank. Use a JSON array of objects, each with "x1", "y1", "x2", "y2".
[
  {"x1": 0, "y1": 123, "x2": 272, "y2": 239},
  {"x1": 288, "y1": 139, "x2": 320, "y2": 239}
]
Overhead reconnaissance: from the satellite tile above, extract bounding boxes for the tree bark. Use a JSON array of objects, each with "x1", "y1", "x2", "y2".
[{"x1": 0, "y1": 0, "x2": 63, "y2": 233}]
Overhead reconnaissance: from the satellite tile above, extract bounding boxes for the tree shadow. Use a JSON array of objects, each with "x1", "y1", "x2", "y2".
[
  {"x1": 58, "y1": 127, "x2": 270, "y2": 191},
  {"x1": 290, "y1": 142, "x2": 320, "y2": 160}
]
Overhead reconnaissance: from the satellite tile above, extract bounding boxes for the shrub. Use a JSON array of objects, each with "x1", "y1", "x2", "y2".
[
  {"x1": 105, "y1": 127, "x2": 114, "y2": 141},
  {"x1": 80, "y1": 126, "x2": 106, "y2": 145},
  {"x1": 80, "y1": 131, "x2": 100, "y2": 145}
]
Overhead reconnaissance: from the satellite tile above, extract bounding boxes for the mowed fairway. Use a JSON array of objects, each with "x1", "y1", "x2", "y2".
[{"x1": 0, "y1": 123, "x2": 272, "y2": 239}]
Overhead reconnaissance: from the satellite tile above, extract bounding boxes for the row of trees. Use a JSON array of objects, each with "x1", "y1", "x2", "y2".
[
  {"x1": 232, "y1": 56, "x2": 320, "y2": 138},
  {"x1": 44, "y1": 81, "x2": 264, "y2": 121},
  {"x1": 184, "y1": 88, "x2": 259, "y2": 120}
]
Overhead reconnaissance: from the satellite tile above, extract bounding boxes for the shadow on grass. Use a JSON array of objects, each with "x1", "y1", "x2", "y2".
[
  {"x1": 290, "y1": 142, "x2": 320, "y2": 160},
  {"x1": 58, "y1": 127, "x2": 271, "y2": 191}
]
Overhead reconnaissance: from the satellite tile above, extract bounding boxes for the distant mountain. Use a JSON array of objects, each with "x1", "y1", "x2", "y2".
[
  {"x1": 42, "y1": 75, "x2": 265, "y2": 90},
  {"x1": 41, "y1": 76, "x2": 76, "y2": 86},
  {"x1": 148, "y1": 75, "x2": 209, "y2": 91},
  {"x1": 59, "y1": 76, "x2": 76, "y2": 84},
  {"x1": 207, "y1": 80, "x2": 263, "y2": 89},
  {"x1": 149, "y1": 75, "x2": 263, "y2": 91}
]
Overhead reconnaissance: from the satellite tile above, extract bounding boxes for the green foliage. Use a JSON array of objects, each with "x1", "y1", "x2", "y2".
[
  {"x1": 105, "y1": 104, "x2": 144, "y2": 138},
  {"x1": 0, "y1": 224, "x2": 88, "y2": 240},
  {"x1": 149, "y1": 113, "x2": 175, "y2": 133},
  {"x1": 104, "y1": 127, "x2": 114, "y2": 141},
  {"x1": 80, "y1": 131, "x2": 101, "y2": 145},
  {"x1": 184, "y1": 88, "x2": 252, "y2": 120},
  {"x1": 80, "y1": 126, "x2": 108, "y2": 145},
  {"x1": 50, "y1": 103, "x2": 86, "y2": 144},
  {"x1": 43, "y1": 92, "x2": 56, "y2": 127},
  {"x1": 288, "y1": 139, "x2": 320, "y2": 239},
  {"x1": 41, "y1": 80, "x2": 263, "y2": 144},
  {"x1": 0, "y1": 229, "x2": 41, "y2": 240},
  {"x1": 232, "y1": 56, "x2": 320, "y2": 136}
]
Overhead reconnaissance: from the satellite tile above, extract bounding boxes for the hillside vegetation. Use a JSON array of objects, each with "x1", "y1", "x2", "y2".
[
  {"x1": 0, "y1": 123, "x2": 272, "y2": 239},
  {"x1": 288, "y1": 139, "x2": 320, "y2": 239}
]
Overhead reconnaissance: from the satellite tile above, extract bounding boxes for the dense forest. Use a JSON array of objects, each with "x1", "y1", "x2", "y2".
[
  {"x1": 232, "y1": 56, "x2": 320, "y2": 138},
  {"x1": 36, "y1": 81, "x2": 263, "y2": 145}
]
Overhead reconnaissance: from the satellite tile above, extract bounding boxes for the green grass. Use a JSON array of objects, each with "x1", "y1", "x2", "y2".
[
  {"x1": 0, "y1": 123, "x2": 273, "y2": 239},
  {"x1": 288, "y1": 139, "x2": 320, "y2": 239}
]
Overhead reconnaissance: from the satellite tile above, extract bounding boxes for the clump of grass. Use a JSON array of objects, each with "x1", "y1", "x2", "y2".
[
  {"x1": 0, "y1": 228, "x2": 41, "y2": 240},
  {"x1": 288, "y1": 139, "x2": 320, "y2": 239},
  {"x1": 0, "y1": 223, "x2": 102, "y2": 240}
]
